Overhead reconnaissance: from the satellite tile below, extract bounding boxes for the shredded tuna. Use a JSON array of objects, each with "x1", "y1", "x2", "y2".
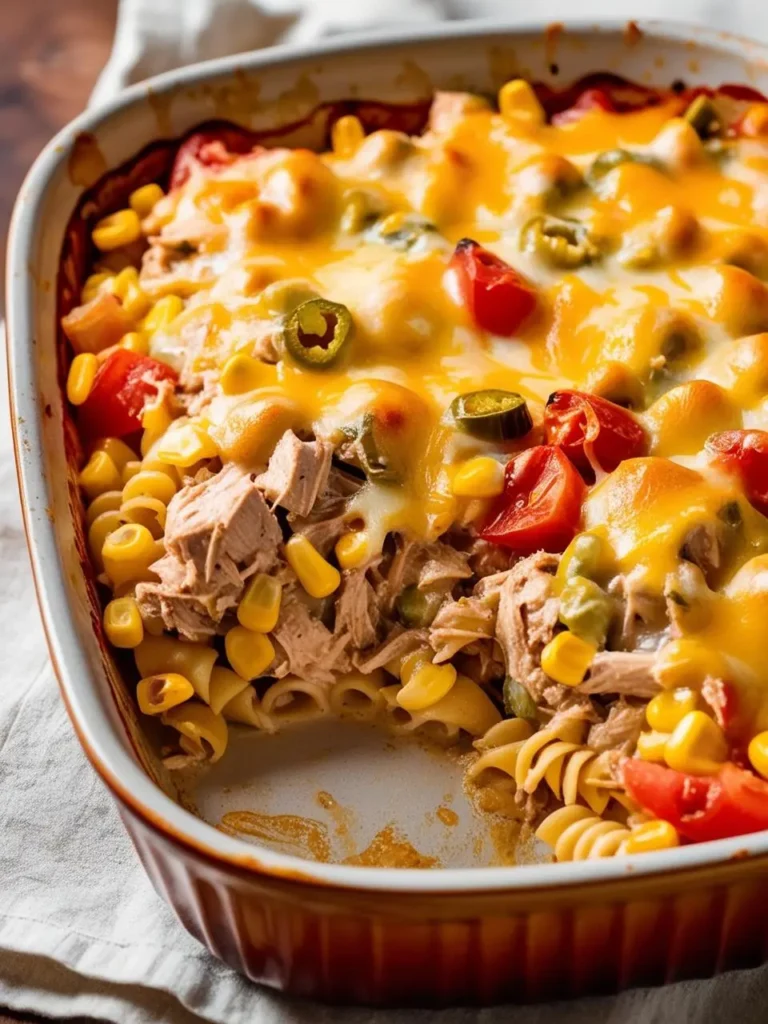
[
  {"x1": 354, "y1": 626, "x2": 429, "y2": 674},
  {"x1": 271, "y1": 587, "x2": 351, "y2": 683},
  {"x1": 335, "y1": 570, "x2": 380, "y2": 649},
  {"x1": 587, "y1": 700, "x2": 646, "y2": 753},
  {"x1": 611, "y1": 573, "x2": 666, "y2": 649},
  {"x1": 465, "y1": 538, "x2": 514, "y2": 579},
  {"x1": 417, "y1": 543, "x2": 473, "y2": 589},
  {"x1": 495, "y1": 552, "x2": 563, "y2": 707},
  {"x1": 164, "y1": 463, "x2": 282, "y2": 586},
  {"x1": 256, "y1": 430, "x2": 333, "y2": 516},
  {"x1": 288, "y1": 466, "x2": 363, "y2": 555},
  {"x1": 680, "y1": 521, "x2": 721, "y2": 582},
  {"x1": 137, "y1": 465, "x2": 282, "y2": 639},
  {"x1": 578, "y1": 651, "x2": 660, "y2": 698}
]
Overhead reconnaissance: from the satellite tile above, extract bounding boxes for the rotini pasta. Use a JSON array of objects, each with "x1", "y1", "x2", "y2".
[{"x1": 535, "y1": 806, "x2": 631, "y2": 862}]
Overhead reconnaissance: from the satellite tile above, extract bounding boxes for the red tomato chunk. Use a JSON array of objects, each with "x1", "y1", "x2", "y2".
[
  {"x1": 481, "y1": 445, "x2": 586, "y2": 554},
  {"x1": 706, "y1": 429, "x2": 768, "y2": 516},
  {"x1": 449, "y1": 239, "x2": 537, "y2": 337},
  {"x1": 624, "y1": 760, "x2": 768, "y2": 844},
  {"x1": 544, "y1": 390, "x2": 647, "y2": 477},
  {"x1": 77, "y1": 350, "x2": 178, "y2": 439}
]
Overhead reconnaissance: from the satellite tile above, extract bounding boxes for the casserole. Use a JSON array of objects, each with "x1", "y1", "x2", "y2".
[{"x1": 10, "y1": 18, "x2": 768, "y2": 1004}]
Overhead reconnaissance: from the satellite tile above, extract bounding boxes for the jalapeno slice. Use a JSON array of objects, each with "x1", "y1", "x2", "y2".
[
  {"x1": 521, "y1": 214, "x2": 603, "y2": 269},
  {"x1": 684, "y1": 95, "x2": 721, "y2": 139},
  {"x1": 450, "y1": 390, "x2": 533, "y2": 442},
  {"x1": 503, "y1": 676, "x2": 538, "y2": 721},
  {"x1": 368, "y1": 212, "x2": 437, "y2": 251},
  {"x1": 284, "y1": 298, "x2": 353, "y2": 369},
  {"x1": 396, "y1": 585, "x2": 443, "y2": 628},
  {"x1": 341, "y1": 413, "x2": 400, "y2": 482},
  {"x1": 585, "y1": 148, "x2": 662, "y2": 189}
]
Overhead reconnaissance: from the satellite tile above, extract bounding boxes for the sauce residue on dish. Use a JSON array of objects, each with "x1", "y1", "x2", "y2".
[
  {"x1": 315, "y1": 789, "x2": 357, "y2": 859},
  {"x1": 436, "y1": 806, "x2": 459, "y2": 827},
  {"x1": 342, "y1": 825, "x2": 439, "y2": 868},
  {"x1": 219, "y1": 810, "x2": 331, "y2": 862}
]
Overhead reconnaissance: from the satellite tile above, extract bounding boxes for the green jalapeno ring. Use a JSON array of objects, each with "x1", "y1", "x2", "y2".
[
  {"x1": 284, "y1": 298, "x2": 353, "y2": 369},
  {"x1": 340, "y1": 413, "x2": 401, "y2": 482},
  {"x1": 683, "y1": 95, "x2": 721, "y2": 140},
  {"x1": 585, "y1": 149, "x2": 664, "y2": 190},
  {"x1": 503, "y1": 676, "x2": 538, "y2": 721},
  {"x1": 521, "y1": 214, "x2": 603, "y2": 269},
  {"x1": 396, "y1": 585, "x2": 443, "y2": 628},
  {"x1": 450, "y1": 389, "x2": 533, "y2": 442}
]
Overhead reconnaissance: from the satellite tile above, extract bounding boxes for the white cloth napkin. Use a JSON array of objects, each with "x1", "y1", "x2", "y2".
[{"x1": 5, "y1": 1, "x2": 768, "y2": 1021}]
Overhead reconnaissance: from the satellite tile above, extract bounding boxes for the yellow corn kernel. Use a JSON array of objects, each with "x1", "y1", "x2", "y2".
[
  {"x1": 122, "y1": 469, "x2": 177, "y2": 506},
  {"x1": 129, "y1": 182, "x2": 165, "y2": 218},
  {"x1": 285, "y1": 534, "x2": 341, "y2": 599},
  {"x1": 498, "y1": 79, "x2": 545, "y2": 124},
  {"x1": 92, "y1": 209, "x2": 142, "y2": 251},
  {"x1": 646, "y1": 687, "x2": 698, "y2": 733},
  {"x1": 237, "y1": 574, "x2": 282, "y2": 633},
  {"x1": 87, "y1": 510, "x2": 123, "y2": 570},
  {"x1": 122, "y1": 460, "x2": 142, "y2": 484},
  {"x1": 138, "y1": 673, "x2": 194, "y2": 715},
  {"x1": 225, "y1": 626, "x2": 275, "y2": 681},
  {"x1": 621, "y1": 820, "x2": 680, "y2": 855},
  {"x1": 665, "y1": 710, "x2": 728, "y2": 775},
  {"x1": 140, "y1": 402, "x2": 174, "y2": 457},
  {"x1": 451, "y1": 457, "x2": 505, "y2": 498},
  {"x1": 109, "y1": 266, "x2": 150, "y2": 320},
  {"x1": 86, "y1": 490, "x2": 123, "y2": 528},
  {"x1": 78, "y1": 450, "x2": 122, "y2": 501},
  {"x1": 335, "y1": 531, "x2": 370, "y2": 570},
  {"x1": 219, "y1": 353, "x2": 265, "y2": 396},
  {"x1": 424, "y1": 490, "x2": 457, "y2": 538},
  {"x1": 156, "y1": 422, "x2": 218, "y2": 468},
  {"x1": 332, "y1": 115, "x2": 366, "y2": 157},
  {"x1": 654, "y1": 638, "x2": 726, "y2": 690},
  {"x1": 81, "y1": 271, "x2": 112, "y2": 304},
  {"x1": 541, "y1": 631, "x2": 597, "y2": 687},
  {"x1": 164, "y1": 701, "x2": 228, "y2": 761},
  {"x1": 103, "y1": 596, "x2": 144, "y2": 648},
  {"x1": 748, "y1": 731, "x2": 768, "y2": 780},
  {"x1": 397, "y1": 662, "x2": 457, "y2": 712},
  {"x1": 120, "y1": 330, "x2": 149, "y2": 355},
  {"x1": 67, "y1": 353, "x2": 98, "y2": 405},
  {"x1": 637, "y1": 730, "x2": 671, "y2": 763},
  {"x1": 94, "y1": 437, "x2": 137, "y2": 472},
  {"x1": 102, "y1": 523, "x2": 158, "y2": 588},
  {"x1": 142, "y1": 294, "x2": 184, "y2": 333}
]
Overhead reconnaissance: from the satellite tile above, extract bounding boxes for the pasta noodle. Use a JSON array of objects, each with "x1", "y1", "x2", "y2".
[
  {"x1": 535, "y1": 805, "x2": 631, "y2": 862},
  {"x1": 260, "y1": 677, "x2": 331, "y2": 725},
  {"x1": 134, "y1": 635, "x2": 217, "y2": 703},
  {"x1": 222, "y1": 684, "x2": 275, "y2": 732},
  {"x1": 328, "y1": 671, "x2": 387, "y2": 719}
]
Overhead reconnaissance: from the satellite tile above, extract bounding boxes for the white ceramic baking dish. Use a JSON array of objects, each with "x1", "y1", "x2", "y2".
[{"x1": 9, "y1": 19, "x2": 768, "y2": 1004}]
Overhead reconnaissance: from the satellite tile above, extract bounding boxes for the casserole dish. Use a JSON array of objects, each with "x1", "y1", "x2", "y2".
[{"x1": 10, "y1": 18, "x2": 768, "y2": 1005}]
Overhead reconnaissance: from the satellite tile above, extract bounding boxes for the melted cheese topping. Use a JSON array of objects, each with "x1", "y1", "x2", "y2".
[{"x1": 139, "y1": 92, "x2": 768, "y2": 726}]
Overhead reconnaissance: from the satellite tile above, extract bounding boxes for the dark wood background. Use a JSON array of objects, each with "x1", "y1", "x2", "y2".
[
  {"x1": 1, "y1": 0, "x2": 117, "y2": 313},
  {"x1": 2, "y1": 6, "x2": 121, "y2": 1022}
]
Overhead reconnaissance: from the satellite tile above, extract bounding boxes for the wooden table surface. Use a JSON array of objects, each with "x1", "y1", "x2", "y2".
[
  {"x1": 1, "y1": 0, "x2": 117, "y2": 314},
  {"x1": 2, "y1": 6, "x2": 121, "y2": 1022}
]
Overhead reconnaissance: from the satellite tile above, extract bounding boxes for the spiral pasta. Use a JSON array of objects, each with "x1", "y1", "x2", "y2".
[
  {"x1": 535, "y1": 805, "x2": 631, "y2": 861},
  {"x1": 467, "y1": 719, "x2": 624, "y2": 814}
]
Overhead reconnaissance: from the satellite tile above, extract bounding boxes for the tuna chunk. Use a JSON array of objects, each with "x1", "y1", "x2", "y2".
[
  {"x1": 429, "y1": 595, "x2": 496, "y2": 663},
  {"x1": 587, "y1": 700, "x2": 646, "y2": 754},
  {"x1": 335, "y1": 570, "x2": 380, "y2": 649},
  {"x1": 271, "y1": 587, "x2": 351, "y2": 683},
  {"x1": 164, "y1": 462, "x2": 282, "y2": 586},
  {"x1": 495, "y1": 552, "x2": 563, "y2": 707},
  {"x1": 354, "y1": 626, "x2": 428, "y2": 674},
  {"x1": 256, "y1": 430, "x2": 333, "y2": 517},
  {"x1": 288, "y1": 467, "x2": 362, "y2": 556},
  {"x1": 417, "y1": 543, "x2": 473, "y2": 589},
  {"x1": 578, "y1": 651, "x2": 660, "y2": 698},
  {"x1": 136, "y1": 465, "x2": 282, "y2": 640}
]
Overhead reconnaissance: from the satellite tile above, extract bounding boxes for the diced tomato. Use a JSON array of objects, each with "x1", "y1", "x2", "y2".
[
  {"x1": 544, "y1": 390, "x2": 647, "y2": 478},
  {"x1": 705, "y1": 429, "x2": 768, "y2": 516},
  {"x1": 623, "y1": 760, "x2": 768, "y2": 844},
  {"x1": 77, "y1": 350, "x2": 178, "y2": 439},
  {"x1": 480, "y1": 445, "x2": 586, "y2": 553},
  {"x1": 449, "y1": 239, "x2": 537, "y2": 337},
  {"x1": 170, "y1": 124, "x2": 259, "y2": 189},
  {"x1": 551, "y1": 88, "x2": 616, "y2": 127}
]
